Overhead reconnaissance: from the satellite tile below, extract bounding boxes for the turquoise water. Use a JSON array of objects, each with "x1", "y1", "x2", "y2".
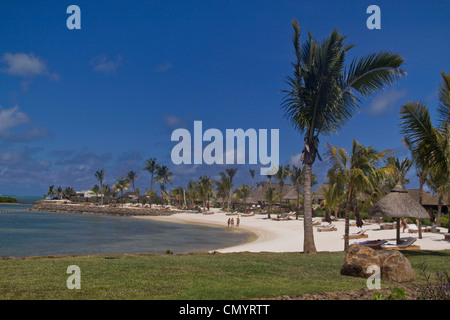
[{"x1": 0, "y1": 204, "x2": 249, "y2": 257}]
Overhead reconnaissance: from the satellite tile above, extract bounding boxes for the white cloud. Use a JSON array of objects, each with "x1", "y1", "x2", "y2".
[
  {"x1": 91, "y1": 54, "x2": 122, "y2": 74},
  {"x1": 0, "y1": 106, "x2": 30, "y2": 133},
  {"x1": 368, "y1": 89, "x2": 408, "y2": 116},
  {"x1": 1, "y1": 52, "x2": 59, "y2": 80}
]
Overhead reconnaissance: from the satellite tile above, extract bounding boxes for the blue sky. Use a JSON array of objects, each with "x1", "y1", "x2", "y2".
[{"x1": 0, "y1": 0, "x2": 449, "y2": 196}]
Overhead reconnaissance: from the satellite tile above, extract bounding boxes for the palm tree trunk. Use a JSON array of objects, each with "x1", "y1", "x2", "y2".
[
  {"x1": 344, "y1": 189, "x2": 353, "y2": 251},
  {"x1": 303, "y1": 163, "x2": 317, "y2": 254},
  {"x1": 100, "y1": 182, "x2": 104, "y2": 205},
  {"x1": 419, "y1": 175, "x2": 425, "y2": 239},
  {"x1": 296, "y1": 190, "x2": 300, "y2": 220}
]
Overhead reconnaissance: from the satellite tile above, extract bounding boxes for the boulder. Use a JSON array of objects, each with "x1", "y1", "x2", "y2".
[
  {"x1": 377, "y1": 250, "x2": 416, "y2": 282},
  {"x1": 341, "y1": 244, "x2": 416, "y2": 282},
  {"x1": 341, "y1": 244, "x2": 380, "y2": 278}
]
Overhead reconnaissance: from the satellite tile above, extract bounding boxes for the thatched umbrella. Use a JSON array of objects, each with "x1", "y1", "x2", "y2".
[{"x1": 368, "y1": 181, "x2": 429, "y2": 244}]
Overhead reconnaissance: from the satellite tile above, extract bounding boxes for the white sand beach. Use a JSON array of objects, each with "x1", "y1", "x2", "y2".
[{"x1": 135, "y1": 208, "x2": 450, "y2": 253}]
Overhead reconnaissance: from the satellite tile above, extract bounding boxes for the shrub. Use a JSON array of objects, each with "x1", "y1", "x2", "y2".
[
  {"x1": 372, "y1": 288, "x2": 407, "y2": 300},
  {"x1": 417, "y1": 263, "x2": 450, "y2": 300}
]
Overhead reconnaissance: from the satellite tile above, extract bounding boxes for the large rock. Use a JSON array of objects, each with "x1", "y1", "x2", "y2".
[
  {"x1": 341, "y1": 244, "x2": 416, "y2": 282},
  {"x1": 377, "y1": 250, "x2": 416, "y2": 282},
  {"x1": 341, "y1": 244, "x2": 381, "y2": 278}
]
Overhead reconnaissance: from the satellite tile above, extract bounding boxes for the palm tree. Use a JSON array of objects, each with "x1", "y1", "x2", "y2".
[
  {"x1": 234, "y1": 184, "x2": 251, "y2": 208},
  {"x1": 281, "y1": 20, "x2": 405, "y2": 253},
  {"x1": 197, "y1": 176, "x2": 215, "y2": 209},
  {"x1": 286, "y1": 165, "x2": 304, "y2": 219},
  {"x1": 225, "y1": 168, "x2": 238, "y2": 210},
  {"x1": 90, "y1": 184, "x2": 100, "y2": 202},
  {"x1": 326, "y1": 139, "x2": 392, "y2": 250},
  {"x1": 94, "y1": 169, "x2": 105, "y2": 205},
  {"x1": 113, "y1": 178, "x2": 130, "y2": 207},
  {"x1": 56, "y1": 186, "x2": 63, "y2": 200},
  {"x1": 427, "y1": 171, "x2": 449, "y2": 227},
  {"x1": 126, "y1": 170, "x2": 138, "y2": 192},
  {"x1": 143, "y1": 157, "x2": 161, "y2": 191},
  {"x1": 155, "y1": 165, "x2": 173, "y2": 205},
  {"x1": 63, "y1": 187, "x2": 74, "y2": 200},
  {"x1": 46, "y1": 185, "x2": 56, "y2": 199},
  {"x1": 400, "y1": 71, "x2": 450, "y2": 232},
  {"x1": 249, "y1": 169, "x2": 256, "y2": 190},
  {"x1": 274, "y1": 165, "x2": 289, "y2": 212},
  {"x1": 265, "y1": 187, "x2": 278, "y2": 219},
  {"x1": 384, "y1": 156, "x2": 413, "y2": 189},
  {"x1": 186, "y1": 180, "x2": 199, "y2": 209},
  {"x1": 216, "y1": 174, "x2": 231, "y2": 209}
]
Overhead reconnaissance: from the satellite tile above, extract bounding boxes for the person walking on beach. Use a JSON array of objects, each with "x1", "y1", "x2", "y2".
[
  {"x1": 227, "y1": 218, "x2": 231, "y2": 228},
  {"x1": 236, "y1": 216, "x2": 240, "y2": 227},
  {"x1": 230, "y1": 217, "x2": 234, "y2": 227}
]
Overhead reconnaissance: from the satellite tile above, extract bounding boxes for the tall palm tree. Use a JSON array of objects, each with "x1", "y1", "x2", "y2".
[
  {"x1": 216, "y1": 173, "x2": 231, "y2": 209},
  {"x1": 187, "y1": 180, "x2": 199, "y2": 209},
  {"x1": 63, "y1": 187, "x2": 74, "y2": 200},
  {"x1": 155, "y1": 165, "x2": 173, "y2": 205},
  {"x1": 265, "y1": 187, "x2": 278, "y2": 219},
  {"x1": 46, "y1": 185, "x2": 55, "y2": 199},
  {"x1": 281, "y1": 20, "x2": 406, "y2": 253},
  {"x1": 234, "y1": 184, "x2": 251, "y2": 208},
  {"x1": 56, "y1": 186, "x2": 63, "y2": 200},
  {"x1": 94, "y1": 169, "x2": 105, "y2": 205},
  {"x1": 384, "y1": 156, "x2": 413, "y2": 190},
  {"x1": 113, "y1": 178, "x2": 130, "y2": 207},
  {"x1": 274, "y1": 165, "x2": 289, "y2": 212},
  {"x1": 225, "y1": 168, "x2": 238, "y2": 210},
  {"x1": 143, "y1": 158, "x2": 161, "y2": 191},
  {"x1": 90, "y1": 184, "x2": 100, "y2": 202},
  {"x1": 400, "y1": 72, "x2": 450, "y2": 232},
  {"x1": 126, "y1": 170, "x2": 138, "y2": 192},
  {"x1": 427, "y1": 172, "x2": 449, "y2": 227},
  {"x1": 249, "y1": 169, "x2": 256, "y2": 190},
  {"x1": 287, "y1": 165, "x2": 304, "y2": 219},
  {"x1": 197, "y1": 176, "x2": 214, "y2": 209},
  {"x1": 326, "y1": 139, "x2": 392, "y2": 250}
]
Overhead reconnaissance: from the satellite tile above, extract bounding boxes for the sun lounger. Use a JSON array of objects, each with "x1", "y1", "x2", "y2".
[
  {"x1": 381, "y1": 237, "x2": 420, "y2": 250},
  {"x1": 380, "y1": 223, "x2": 397, "y2": 230},
  {"x1": 241, "y1": 212, "x2": 255, "y2": 217},
  {"x1": 356, "y1": 239, "x2": 388, "y2": 250},
  {"x1": 312, "y1": 218, "x2": 321, "y2": 226},
  {"x1": 317, "y1": 224, "x2": 337, "y2": 232},
  {"x1": 407, "y1": 224, "x2": 419, "y2": 233},
  {"x1": 344, "y1": 229, "x2": 368, "y2": 239},
  {"x1": 272, "y1": 214, "x2": 290, "y2": 221},
  {"x1": 444, "y1": 233, "x2": 450, "y2": 240}
]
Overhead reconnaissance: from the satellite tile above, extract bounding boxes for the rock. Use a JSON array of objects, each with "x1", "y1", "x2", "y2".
[
  {"x1": 340, "y1": 244, "x2": 380, "y2": 278},
  {"x1": 377, "y1": 250, "x2": 416, "y2": 282},
  {"x1": 341, "y1": 244, "x2": 416, "y2": 282}
]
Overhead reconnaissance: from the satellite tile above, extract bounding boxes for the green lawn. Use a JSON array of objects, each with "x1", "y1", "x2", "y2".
[{"x1": 0, "y1": 250, "x2": 448, "y2": 300}]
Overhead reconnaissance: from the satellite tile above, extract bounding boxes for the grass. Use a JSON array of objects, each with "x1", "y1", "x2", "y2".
[{"x1": 0, "y1": 250, "x2": 449, "y2": 300}]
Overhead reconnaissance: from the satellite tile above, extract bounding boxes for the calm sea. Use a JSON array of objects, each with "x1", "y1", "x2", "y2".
[{"x1": 0, "y1": 203, "x2": 249, "y2": 258}]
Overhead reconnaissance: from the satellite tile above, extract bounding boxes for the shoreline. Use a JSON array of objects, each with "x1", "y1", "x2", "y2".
[{"x1": 26, "y1": 201, "x2": 450, "y2": 254}]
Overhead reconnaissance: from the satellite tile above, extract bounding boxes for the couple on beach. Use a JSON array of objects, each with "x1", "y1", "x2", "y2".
[{"x1": 227, "y1": 217, "x2": 239, "y2": 228}]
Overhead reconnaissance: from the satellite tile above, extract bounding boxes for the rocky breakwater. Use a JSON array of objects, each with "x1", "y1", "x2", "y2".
[{"x1": 30, "y1": 201, "x2": 174, "y2": 216}]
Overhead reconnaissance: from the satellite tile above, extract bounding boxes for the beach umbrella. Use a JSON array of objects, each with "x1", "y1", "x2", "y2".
[{"x1": 368, "y1": 181, "x2": 429, "y2": 244}]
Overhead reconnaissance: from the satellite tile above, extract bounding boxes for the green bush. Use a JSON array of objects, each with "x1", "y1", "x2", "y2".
[{"x1": 372, "y1": 288, "x2": 407, "y2": 300}]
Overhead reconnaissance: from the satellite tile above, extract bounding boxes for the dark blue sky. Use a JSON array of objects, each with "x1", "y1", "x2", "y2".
[{"x1": 0, "y1": 0, "x2": 449, "y2": 196}]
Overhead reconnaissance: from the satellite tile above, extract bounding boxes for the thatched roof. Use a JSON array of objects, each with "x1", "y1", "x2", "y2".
[
  {"x1": 369, "y1": 182, "x2": 429, "y2": 219},
  {"x1": 407, "y1": 189, "x2": 449, "y2": 206}
]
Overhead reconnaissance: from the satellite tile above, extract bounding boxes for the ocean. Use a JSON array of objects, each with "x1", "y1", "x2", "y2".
[{"x1": 0, "y1": 203, "x2": 249, "y2": 258}]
